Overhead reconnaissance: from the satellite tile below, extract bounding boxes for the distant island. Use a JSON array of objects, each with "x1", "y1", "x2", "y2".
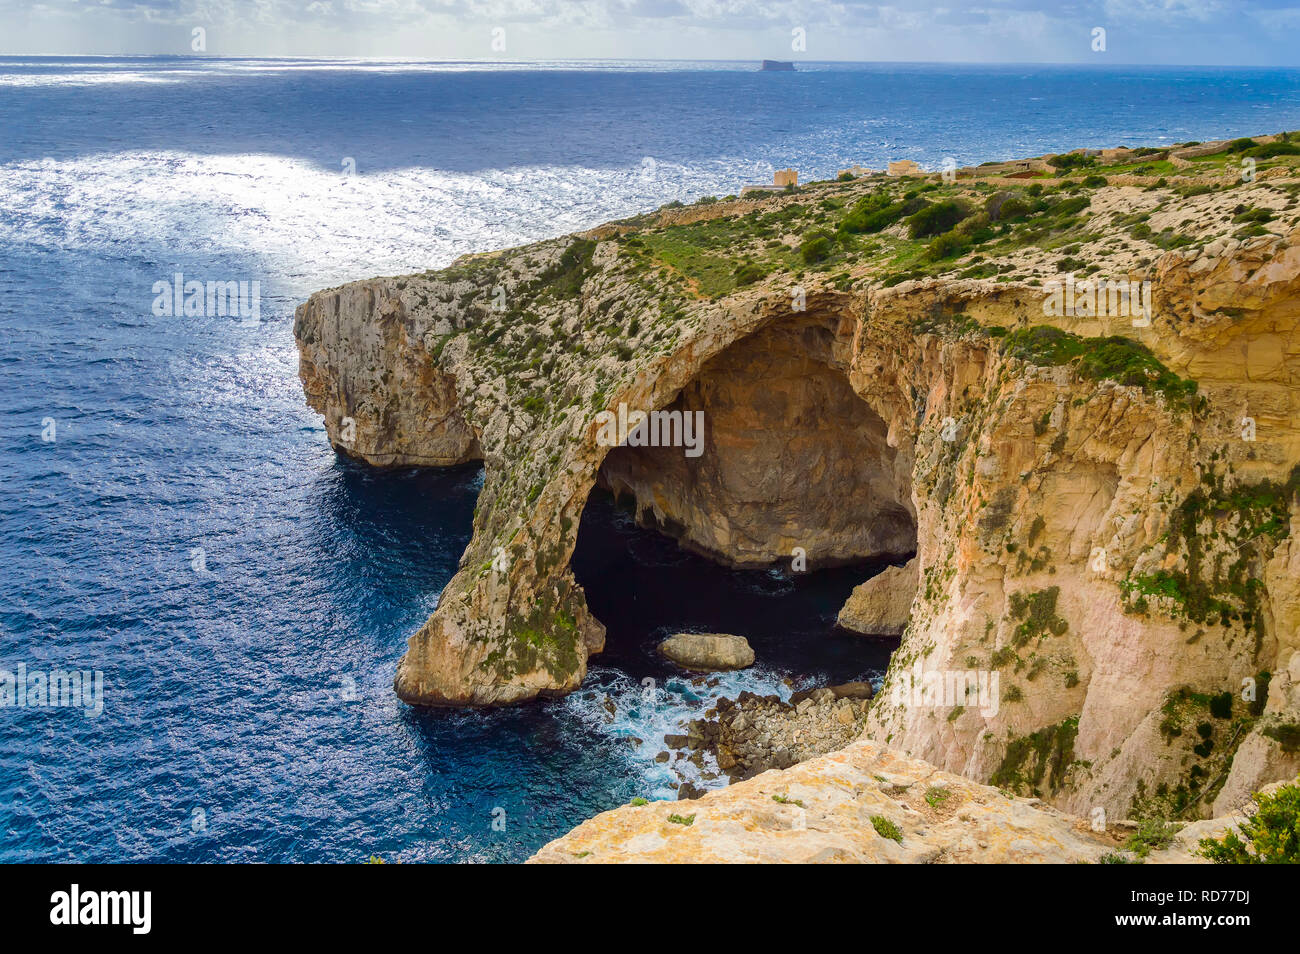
[{"x1": 760, "y1": 60, "x2": 795, "y2": 71}]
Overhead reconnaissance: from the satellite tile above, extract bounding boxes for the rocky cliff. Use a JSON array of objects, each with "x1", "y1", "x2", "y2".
[
  {"x1": 527, "y1": 737, "x2": 1267, "y2": 863},
  {"x1": 295, "y1": 134, "x2": 1300, "y2": 820}
]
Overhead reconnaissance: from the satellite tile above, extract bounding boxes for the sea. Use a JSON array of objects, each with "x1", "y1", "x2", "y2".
[{"x1": 2, "y1": 57, "x2": 1298, "y2": 862}]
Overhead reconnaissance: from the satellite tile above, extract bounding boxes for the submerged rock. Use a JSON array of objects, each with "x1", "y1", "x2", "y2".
[{"x1": 658, "y1": 633, "x2": 755, "y2": 671}]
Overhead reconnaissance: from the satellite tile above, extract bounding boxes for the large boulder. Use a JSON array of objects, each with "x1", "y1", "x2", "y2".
[
  {"x1": 658, "y1": 633, "x2": 754, "y2": 671},
  {"x1": 837, "y1": 557, "x2": 918, "y2": 636}
]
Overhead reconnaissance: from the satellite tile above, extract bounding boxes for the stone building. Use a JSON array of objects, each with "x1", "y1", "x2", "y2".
[{"x1": 886, "y1": 159, "x2": 923, "y2": 177}]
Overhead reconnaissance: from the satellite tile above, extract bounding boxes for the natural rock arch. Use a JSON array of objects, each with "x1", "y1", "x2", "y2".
[{"x1": 596, "y1": 311, "x2": 916, "y2": 570}]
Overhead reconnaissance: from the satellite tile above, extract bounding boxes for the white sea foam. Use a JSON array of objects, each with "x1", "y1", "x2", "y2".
[{"x1": 562, "y1": 664, "x2": 799, "y2": 801}]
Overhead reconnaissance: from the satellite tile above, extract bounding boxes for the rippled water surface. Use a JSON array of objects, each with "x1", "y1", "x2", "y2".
[{"x1": 2, "y1": 57, "x2": 1299, "y2": 861}]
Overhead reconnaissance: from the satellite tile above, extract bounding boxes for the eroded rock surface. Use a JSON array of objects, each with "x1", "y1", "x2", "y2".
[
  {"x1": 837, "y1": 557, "x2": 919, "y2": 635},
  {"x1": 599, "y1": 315, "x2": 915, "y2": 565},
  {"x1": 529, "y1": 738, "x2": 1122, "y2": 863}
]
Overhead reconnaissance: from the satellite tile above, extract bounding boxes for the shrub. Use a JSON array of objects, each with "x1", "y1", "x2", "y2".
[
  {"x1": 733, "y1": 262, "x2": 766, "y2": 286},
  {"x1": 1048, "y1": 152, "x2": 1098, "y2": 170},
  {"x1": 925, "y1": 787, "x2": 951, "y2": 808},
  {"x1": 871, "y1": 815, "x2": 903, "y2": 842},
  {"x1": 1262, "y1": 722, "x2": 1300, "y2": 753},
  {"x1": 1003, "y1": 327, "x2": 1199, "y2": 408},
  {"x1": 1199, "y1": 781, "x2": 1300, "y2": 863},
  {"x1": 1233, "y1": 207, "x2": 1275, "y2": 225},
  {"x1": 1049, "y1": 195, "x2": 1091, "y2": 218},
  {"x1": 1209, "y1": 691, "x2": 1233, "y2": 719},
  {"x1": 840, "y1": 191, "x2": 926, "y2": 234},
  {"x1": 1081, "y1": 174, "x2": 1108, "y2": 188},
  {"x1": 907, "y1": 199, "x2": 970, "y2": 238},
  {"x1": 799, "y1": 233, "x2": 834, "y2": 263},
  {"x1": 1126, "y1": 818, "x2": 1180, "y2": 857},
  {"x1": 1242, "y1": 141, "x2": 1300, "y2": 159},
  {"x1": 536, "y1": 237, "x2": 598, "y2": 298},
  {"x1": 926, "y1": 229, "x2": 973, "y2": 260},
  {"x1": 986, "y1": 192, "x2": 1030, "y2": 221}
]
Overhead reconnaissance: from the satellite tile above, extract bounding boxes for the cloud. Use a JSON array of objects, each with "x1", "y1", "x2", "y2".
[
  {"x1": 0, "y1": 0, "x2": 1296, "y2": 61},
  {"x1": 1101, "y1": 0, "x2": 1227, "y2": 20}
]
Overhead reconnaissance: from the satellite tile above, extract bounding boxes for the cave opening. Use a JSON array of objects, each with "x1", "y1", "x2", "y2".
[{"x1": 571, "y1": 312, "x2": 917, "y2": 687}]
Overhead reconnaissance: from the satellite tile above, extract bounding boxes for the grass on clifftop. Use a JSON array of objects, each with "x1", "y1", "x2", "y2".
[{"x1": 1002, "y1": 325, "x2": 1203, "y2": 410}]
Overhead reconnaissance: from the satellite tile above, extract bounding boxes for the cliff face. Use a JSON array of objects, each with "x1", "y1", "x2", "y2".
[{"x1": 295, "y1": 143, "x2": 1300, "y2": 817}]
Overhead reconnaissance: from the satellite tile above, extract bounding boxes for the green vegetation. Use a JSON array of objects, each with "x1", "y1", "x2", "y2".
[
  {"x1": 1047, "y1": 153, "x2": 1099, "y2": 171},
  {"x1": 906, "y1": 199, "x2": 970, "y2": 238},
  {"x1": 871, "y1": 815, "x2": 904, "y2": 842},
  {"x1": 536, "y1": 237, "x2": 596, "y2": 298},
  {"x1": 911, "y1": 310, "x2": 987, "y2": 338},
  {"x1": 1142, "y1": 684, "x2": 1273, "y2": 818},
  {"x1": 799, "y1": 231, "x2": 835, "y2": 263},
  {"x1": 629, "y1": 797, "x2": 649, "y2": 806},
  {"x1": 1199, "y1": 781, "x2": 1300, "y2": 863},
  {"x1": 1262, "y1": 722, "x2": 1300, "y2": 753},
  {"x1": 484, "y1": 579, "x2": 585, "y2": 681},
  {"x1": 1242, "y1": 141, "x2": 1300, "y2": 159},
  {"x1": 667, "y1": 813, "x2": 695, "y2": 826},
  {"x1": 990, "y1": 717, "x2": 1079, "y2": 797},
  {"x1": 839, "y1": 190, "x2": 927, "y2": 235},
  {"x1": 1002, "y1": 326, "x2": 1202, "y2": 410},
  {"x1": 925, "y1": 786, "x2": 951, "y2": 808},
  {"x1": 1125, "y1": 818, "x2": 1181, "y2": 858},
  {"x1": 1122, "y1": 466, "x2": 1300, "y2": 640},
  {"x1": 771, "y1": 794, "x2": 805, "y2": 807},
  {"x1": 1008, "y1": 587, "x2": 1069, "y2": 646}
]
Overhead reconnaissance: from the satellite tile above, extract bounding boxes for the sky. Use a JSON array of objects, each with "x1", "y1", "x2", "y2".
[{"x1": 2, "y1": 0, "x2": 1300, "y2": 65}]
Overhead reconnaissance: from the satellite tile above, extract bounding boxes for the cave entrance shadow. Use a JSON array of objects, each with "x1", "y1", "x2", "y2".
[
  {"x1": 571, "y1": 311, "x2": 916, "y2": 689},
  {"x1": 572, "y1": 489, "x2": 903, "y2": 688}
]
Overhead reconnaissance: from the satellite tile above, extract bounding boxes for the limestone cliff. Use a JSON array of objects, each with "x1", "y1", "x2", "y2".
[{"x1": 295, "y1": 135, "x2": 1300, "y2": 818}]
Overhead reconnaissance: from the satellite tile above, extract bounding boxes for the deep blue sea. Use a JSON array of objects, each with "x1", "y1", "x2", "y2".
[{"x1": 2, "y1": 57, "x2": 1299, "y2": 862}]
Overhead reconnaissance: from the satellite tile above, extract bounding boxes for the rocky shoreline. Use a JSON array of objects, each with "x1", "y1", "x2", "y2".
[{"x1": 665, "y1": 684, "x2": 874, "y2": 786}]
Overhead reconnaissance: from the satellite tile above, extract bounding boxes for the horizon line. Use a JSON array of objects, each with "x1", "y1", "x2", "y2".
[{"x1": 1, "y1": 53, "x2": 1296, "y2": 70}]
